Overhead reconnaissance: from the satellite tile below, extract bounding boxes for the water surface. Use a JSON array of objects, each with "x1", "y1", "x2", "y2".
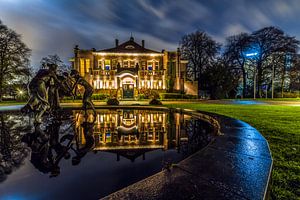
[{"x1": 0, "y1": 109, "x2": 215, "y2": 200}]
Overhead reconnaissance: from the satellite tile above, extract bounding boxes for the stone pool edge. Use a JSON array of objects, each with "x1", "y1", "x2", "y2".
[{"x1": 100, "y1": 107, "x2": 273, "y2": 200}]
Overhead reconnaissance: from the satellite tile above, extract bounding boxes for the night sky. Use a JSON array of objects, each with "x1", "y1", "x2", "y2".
[{"x1": 1, "y1": 0, "x2": 299, "y2": 68}]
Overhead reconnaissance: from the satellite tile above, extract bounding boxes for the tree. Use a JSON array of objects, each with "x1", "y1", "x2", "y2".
[
  {"x1": 203, "y1": 59, "x2": 240, "y2": 99},
  {"x1": 0, "y1": 20, "x2": 31, "y2": 101},
  {"x1": 223, "y1": 33, "x2": 252, "y2": 97},
  {"x1": 40, "y1": 54, "x2": 70, "y2": 74},
  {"x1": 250, "y1": 26, "x2": 299, "y2": 97},
  {"x1": 180, "y1": 30, "x2": 220, "y2": 97},
  {"x1": 289, "y1": 55, "x2": 300, "y2": 96}
]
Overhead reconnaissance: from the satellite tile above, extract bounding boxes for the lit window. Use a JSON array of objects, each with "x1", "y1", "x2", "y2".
[
  {"x1": 98, "y1": 60, "x2": 102, "y2": 69},
  {"x1": 105, "y1": 60, "x2": 110, "y2": 70},
  {"x1": 147, "y1": 61, "x2": 153, "y2": 71},
  {"x1": 141, "y1": 61, "x2": 146, "y2": 70},
  {"x1": 112, "y1": 81, "x2": 115, "y2": 89},
  {"x1": 123, "y1": 60, "x2": 129, "y2": 68},
  {"x1": 112, "y1": 59, "x2": 117, "y2": 70},
  {"x1": 80, "y1": 59, "x2": 85, "y2": 76},
  {"x1": 86, "y1": 59, "x2": 90, "y2": 72},
  {"x1": 130, "y1": 61, "x2": 135, "y2": 68},
  {"x1": 155, "y1": 61, "x2": 159, "y2": 70}
]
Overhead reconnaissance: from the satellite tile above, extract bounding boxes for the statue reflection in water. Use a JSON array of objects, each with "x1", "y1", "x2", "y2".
[
  {"x1": 71, "y1": 114, "x2": 95, "y2": 166},
  {"x1": 22, "y1": 120, "x2": 72, "y2": 177},
  {"x1": 22, "y1": 112, "x2": 95, "y2": 177}
]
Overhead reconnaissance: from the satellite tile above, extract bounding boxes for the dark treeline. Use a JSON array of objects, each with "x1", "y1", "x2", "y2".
[{"x1": 180, "y1": 27, "x2": 300, "y2": 99}]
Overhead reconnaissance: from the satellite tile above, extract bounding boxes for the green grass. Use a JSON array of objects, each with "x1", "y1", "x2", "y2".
[
  {"x1": 0, "y1": 101, "x2": 25, "y2": 106},
  {"x1": 233, "y1": 98, "x2": 300, "y2": 101},
  {"x1": 164, "y1": 103, "x2": 300, "y2": 200}
]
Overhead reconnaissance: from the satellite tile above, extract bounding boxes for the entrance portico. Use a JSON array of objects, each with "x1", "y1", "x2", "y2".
[{"x1": 117, "y1": 71, "x2": 138, "y2": 99}]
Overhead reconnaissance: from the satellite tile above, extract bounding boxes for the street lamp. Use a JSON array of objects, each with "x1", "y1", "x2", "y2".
[{"x1": 244, "y1": 51, "x2": 259, "y2": 99}]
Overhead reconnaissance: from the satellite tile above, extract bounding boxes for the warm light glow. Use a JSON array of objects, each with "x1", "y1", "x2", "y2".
[
  {"x1": 18, "y1": 90, "x2": 23, "y2": 95},
  {"x1": 116, "y1": 72, "x2": 137, "y2": 78},
  {"x1": 93, "y1": 52, "x2": 164, "y2": 57}
]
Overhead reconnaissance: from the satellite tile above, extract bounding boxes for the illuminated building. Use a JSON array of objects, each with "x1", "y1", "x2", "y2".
[{"x1": 71, "y1": 37, "x2": 198, "y2": 99}]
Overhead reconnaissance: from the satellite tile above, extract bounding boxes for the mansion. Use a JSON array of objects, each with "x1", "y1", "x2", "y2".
[{"x1": 71, "y1": 37, "x2": 197, "y2": 99}]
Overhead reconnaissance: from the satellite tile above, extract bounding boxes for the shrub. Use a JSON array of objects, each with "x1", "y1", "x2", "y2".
[
  {"x1": 107, "y1": 98, "x2": 119, "y2": 105},
  {"x1": 160, "y1": 93, "x2": 198, "y2": 99},
  {"x1": 150, "y1": 90, "x2": 160, "y2": 99},
  {"x1": 149, "y1": 99, "x2": 162, "y2": 105},
  {"x1": 139, "y1": 89, "x2": 161, "y2": 99},
  {"x1": 92, "y1": 94, "x2": 108, "y2": 100},
  {"x1": 275, "y1": 92, "x2": 299, "y2": 98}
]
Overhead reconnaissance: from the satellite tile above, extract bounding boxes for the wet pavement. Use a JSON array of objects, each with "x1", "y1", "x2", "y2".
[{"x1": 102, "y1": 110, "x2": 273, "y2": 200}]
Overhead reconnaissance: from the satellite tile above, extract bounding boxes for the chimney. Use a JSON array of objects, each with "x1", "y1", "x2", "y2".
[
  {"x1": 115, "y1": 39, "x2": 119, "y2": 47},
  {"x1": 142, "y1": 40, "x2": 145, "y2": 48}
]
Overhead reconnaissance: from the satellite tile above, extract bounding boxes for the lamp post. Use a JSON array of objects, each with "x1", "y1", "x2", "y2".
[
  {"x1": 271, "y1": 64, "x2": 275, "y2": 99},
  {"x1": 253, "y1": 67, "x2": 256, "y2": 99},
  {"x1": 245, "y1": 51, "x2": 259, "y2": 100}
]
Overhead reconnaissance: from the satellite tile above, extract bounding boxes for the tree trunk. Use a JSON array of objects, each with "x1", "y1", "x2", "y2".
[
  {"x1": 0, "y1": 75, "x2": 3, "y2": 102},
  {"x1": 281, "y1": 75, "x2": 285, "y2": 98},
  {"x1": 280, "y1": 65, "x2": 286, "y2": 98},
  {"x1": 257, "y1": 62, "x2": 263, "y2": 98},
  {"x1": 242, "y1": 68, "x2": 247, "y2": 98}
]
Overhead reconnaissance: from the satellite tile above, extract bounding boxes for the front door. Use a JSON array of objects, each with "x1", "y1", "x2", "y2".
[{"x1": 123, "y1": 84, "x2": 134, "y2": 99}]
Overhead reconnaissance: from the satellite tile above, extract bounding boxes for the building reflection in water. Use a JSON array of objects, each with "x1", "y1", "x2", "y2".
[
  {"x1": 74, "y1": 109, "x2": 213, "y2": 162},
  {"x1": 0, "y1": 109, "x2": 214, "y2": 182}
]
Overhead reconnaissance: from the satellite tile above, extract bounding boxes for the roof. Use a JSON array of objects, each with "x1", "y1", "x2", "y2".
[{"x1": 97, "y1": 37, "x2": 161, "y2": 54}]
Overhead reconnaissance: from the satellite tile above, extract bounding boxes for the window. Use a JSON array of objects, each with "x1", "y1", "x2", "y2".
[
  {"x1": 86, "y1": 59, "x2": 90, "y2": 72},
  {"x1": 80, "y1": 58, "x2": 85, "y2": 76},
  {"x1": 130, "y1": 61, "x2": 135, "y2": 68},
  {"x1": 98, "y1": 60, "x2": 103, "y2": 69},
  {"x1": 123, "y1": 60, "x2": 129, "y2": 68},
  {"x1": 123, "y1": 60, "x2": 135, "y2": 68},
  {"x1": 112, "y1": 59, "x2": 118, "y2": 70},
  {"x1": 141, "y1": 61, "x2": 146, "y2": 70},
  {"x1": 147, "y1": 61, "x2": 153, "y2": 71},
  {"x1": 105, "y1": 60, "x2": 110, "y2": 70},
  {"x1": 155, "y1": 61, "x2": 159, "y2": 70}
]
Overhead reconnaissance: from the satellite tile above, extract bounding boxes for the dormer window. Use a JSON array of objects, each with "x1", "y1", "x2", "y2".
[{"x1": 125, "y1": 45, "x2": 135, "y2": 49}]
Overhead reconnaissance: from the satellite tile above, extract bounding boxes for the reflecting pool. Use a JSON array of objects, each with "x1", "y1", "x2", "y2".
[{"x1": 0, "y1": 108, "x2": 216, "y2": 200}]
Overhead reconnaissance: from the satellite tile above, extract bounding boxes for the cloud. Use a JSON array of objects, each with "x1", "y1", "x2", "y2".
[
  {"x1": 223, "y1": 23, "x2": 250, "y2": 37},
  {"x1": 1, "y1": 0, "x2": 300, "y2": 68}
]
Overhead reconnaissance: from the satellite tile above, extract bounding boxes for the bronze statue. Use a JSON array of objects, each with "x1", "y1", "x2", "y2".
[
  {"x1": 21, "y1": 65, "x2": 95, "y2": 123},
  {"x1": 21, "y1": 64, "x2": 61, "y2": 123},
  {"x1": 70, "y1": 69, "x2": 95, "y2": 111}
]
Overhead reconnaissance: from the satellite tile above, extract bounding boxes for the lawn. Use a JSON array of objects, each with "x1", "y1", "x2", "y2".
[{"x1": 164, "y1": 103, "x2": 300, "y2": 200}]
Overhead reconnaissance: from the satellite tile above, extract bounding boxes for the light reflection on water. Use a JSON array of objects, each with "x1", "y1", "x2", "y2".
[{"x1": 0, "y1": 109, "x2": 215, "y2": 200}]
